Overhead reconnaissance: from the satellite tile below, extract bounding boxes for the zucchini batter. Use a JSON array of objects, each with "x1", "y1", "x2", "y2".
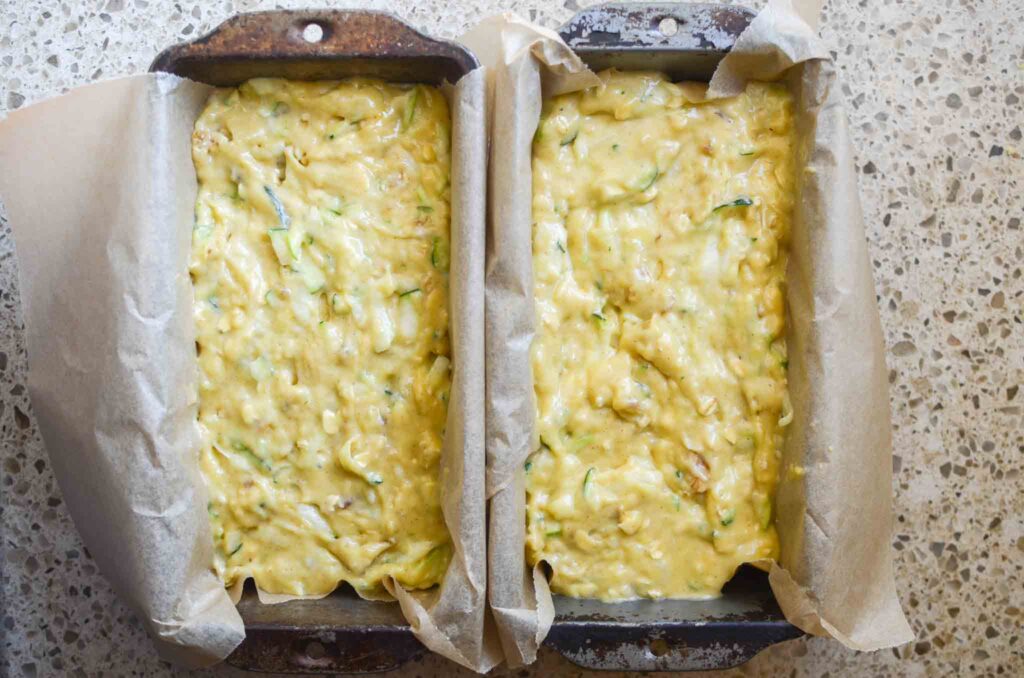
[
  {"x1": 527, "y1": 70, "x2": 795, "y2": 600},
  {"x1": 191, "y1": 78, "x2": 452, "y2": 597}
]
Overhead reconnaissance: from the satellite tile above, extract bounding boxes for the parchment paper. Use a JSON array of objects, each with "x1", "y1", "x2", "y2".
[
  {"x1": 471, "y1": 0, "x2": 914, "y2": 666},
  {"x1": 0, "y1": 68, "x2": 500, "y2": 672}
]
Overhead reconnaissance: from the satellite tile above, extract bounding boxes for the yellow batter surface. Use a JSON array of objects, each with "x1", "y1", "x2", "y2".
[
  {"x1": 526, "y1": 70, "x2": 795, "y2": 600},
  {"x1": 190, "y1": 78, "x2": 453, "y2": 597}
]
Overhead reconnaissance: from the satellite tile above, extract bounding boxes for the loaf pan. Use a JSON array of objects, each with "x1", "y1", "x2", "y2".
[
  {"x1": 537, "y1": 3, "x2": 803, "y2": 672},
  {"x1": 150, "y1": 9, "x2": 477, "y2": 674}
]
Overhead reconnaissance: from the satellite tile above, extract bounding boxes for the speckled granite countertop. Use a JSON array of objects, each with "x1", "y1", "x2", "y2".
[{"x1": 1, "y1": 0, "x2": 1020, "y2": 676}]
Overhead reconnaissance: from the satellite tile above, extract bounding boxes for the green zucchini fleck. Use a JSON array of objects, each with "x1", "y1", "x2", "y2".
[
  {"x1": 264, "y1": 186, "x2": 290, "y2": 228},
  {"x1": 430, "y1": 237, "x2": 450, "y2": 272},
  {"x1": 416, "y1": 189, "x2": 434, "y2": 213},
  {"x1": 403, "y1": 86, "x2": 420, "y2": 130},
  {"x1": 720, "y1": 509, "x2": 736, "y2": 527},
  {"x1": 399, "y1": 288, "x2": 421, "y2": 298},
  {"x1": 228, "y1": 542, "x2": 243, "y2": 556},
  {"x1": 416, "y1": 543, "x2": 450, "y2": 581},
  {"x1": 582, "y1": 467, "x2": 596, "y2": 497},
  {"x1": 560, "y1": 128, "x2": 579, "y2": 146},
  {"x1": 635, "y1": 166, "x2": 660, "y2": 192},
  {"x1": 233, "y1": 440, "x2": 271, "y2": 471},
  {"x1": 712, "y1": 197, "x2": 754, "y2": 212},
  {"x1": 293, "y1": 258, "x2": 325, "y2": 293}
]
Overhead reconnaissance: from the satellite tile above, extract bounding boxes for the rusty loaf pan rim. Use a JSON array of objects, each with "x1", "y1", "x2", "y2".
[
  {"x1": 148, "y1": 8, "x2": 479, "y2": 84},
  {"x1": 559, "y1": 1, "x2": 757, "y2": 54}
]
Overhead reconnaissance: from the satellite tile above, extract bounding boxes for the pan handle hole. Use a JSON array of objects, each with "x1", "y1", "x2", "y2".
[
  {"x1": 305, "y1": 640, "x2": 326, "y2": 659},
  {"x1": 657, "y1": 17, "x2": 679, "y2": 37},
  {"x1": 302, "y1": 22, "x2": 324, "y2": 43}
]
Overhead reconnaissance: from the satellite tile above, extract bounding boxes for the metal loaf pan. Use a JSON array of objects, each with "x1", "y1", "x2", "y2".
[
  {"x1": 537, "y1": 3, "x2": 803, "y2": 672},
  {"x1": 150, "y1": 10, "x2": 477, "y2": 675}
]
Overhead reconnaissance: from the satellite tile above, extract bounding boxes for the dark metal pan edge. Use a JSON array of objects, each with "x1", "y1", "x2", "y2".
[
  {"x1": 560, "y1": 2, "x2": 754, "y2": 81},
  {"x1": 149, "y1": 9, "x2": 478, "y2": 86}
]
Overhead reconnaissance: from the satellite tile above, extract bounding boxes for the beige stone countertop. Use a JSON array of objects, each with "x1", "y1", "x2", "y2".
[{"x1": 1, "y1": 0, "x2": 1020, "y2": 676}]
